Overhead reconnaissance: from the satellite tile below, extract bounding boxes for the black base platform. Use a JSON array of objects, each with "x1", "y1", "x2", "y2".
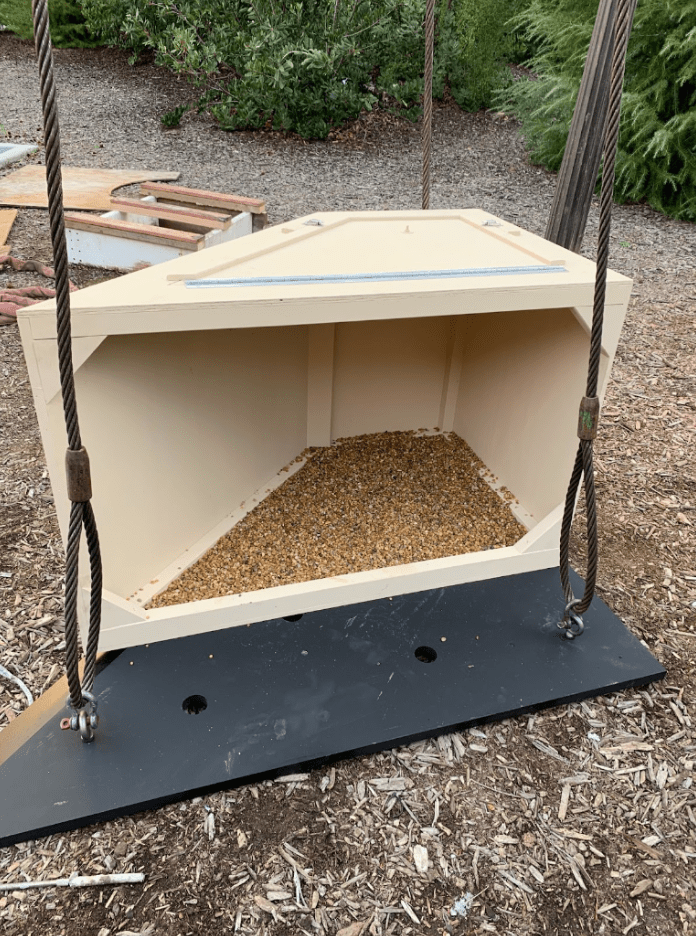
[{"x1": 0, "y1": 568, "x2": 664, "y2": 846}]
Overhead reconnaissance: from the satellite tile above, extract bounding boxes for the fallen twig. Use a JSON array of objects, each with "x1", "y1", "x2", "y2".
[
  {"x1": 0, "y1": 872, "x2": 145, "y2": 892},
  {"x1": 0, "y1": 663, "x2": 33, "y2": 706}
]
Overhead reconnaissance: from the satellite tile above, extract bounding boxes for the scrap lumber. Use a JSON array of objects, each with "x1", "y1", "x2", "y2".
[
  {"x1": 63, "y1": 212, "x2": 205, "y2": 251},
  {"x1": 140, "y1": 182, "x2": 267, "y2": 230},
  {"x1": 109, "y1": 197, "x2": 232, "y2": 231}
]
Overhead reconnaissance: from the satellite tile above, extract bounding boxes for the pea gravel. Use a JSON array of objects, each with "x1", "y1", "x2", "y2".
[{"x1": 150, "y1": 431, "x2": 526, "y2": 607}]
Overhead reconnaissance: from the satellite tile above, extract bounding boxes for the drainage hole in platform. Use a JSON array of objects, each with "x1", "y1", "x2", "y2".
[
  {"x1": 182, "y1": 694, "x2": 208, "y2": 715},
  {"x1": 415, "y1": 646, "x2": 437, "y2": 663},
  {"x1": 284, "y1": 614, "x2": 303, "y2": 622}
]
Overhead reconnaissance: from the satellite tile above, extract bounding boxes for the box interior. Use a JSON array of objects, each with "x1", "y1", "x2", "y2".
[{"x1": 41, "y1": 307, "x2": 595, "y2": 606}]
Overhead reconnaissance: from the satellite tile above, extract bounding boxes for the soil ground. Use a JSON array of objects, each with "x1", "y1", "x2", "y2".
[{"x1": 1, "y1": 33, "x2": 696, "y2": 936}]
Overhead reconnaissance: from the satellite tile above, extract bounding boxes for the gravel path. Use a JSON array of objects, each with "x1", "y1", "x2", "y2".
[{"x1": 2, "y1": 33, "x2": 696, "y2": 936}]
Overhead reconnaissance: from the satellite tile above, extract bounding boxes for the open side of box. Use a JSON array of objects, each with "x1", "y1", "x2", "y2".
[
  {"x1": 17, "y1": 210, "x2": 631, "y2": 652},
  {"x1": 27, "y1": 305, "x2": 619, "y2": 651}
]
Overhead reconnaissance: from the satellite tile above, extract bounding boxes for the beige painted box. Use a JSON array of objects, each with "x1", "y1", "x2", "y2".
[{"x1": 18, "y1": 210, "x2": 631, "y2": 652}]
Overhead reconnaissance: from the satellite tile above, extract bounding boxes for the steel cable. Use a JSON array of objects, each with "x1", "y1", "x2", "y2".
[
  {"x1": 32, "y1": 0, "x2": 103, "y2": 725},
  {"x1": 422, "y1": 0, "x2": 435, "y2": 209},
  {"x1": 559, "y1": 0, "x2": 637, "y2": 629}
]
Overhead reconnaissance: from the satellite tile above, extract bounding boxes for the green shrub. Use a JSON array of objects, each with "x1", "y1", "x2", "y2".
[
  {"x1": 82, "y1": 0, "x2": 532, "y2": 137},
  {"x1": 0, "y1": 0, "x2": 99, "y2": 46},
  {"x1": 453, "y1": 0, "x2": 531, "y2": 110},
  {"x1": 83, "y1": 0, "x2": 422, "y2": 137},
  {"x1": 500, "y1": 0, "x2": 696, "y2": 222}
]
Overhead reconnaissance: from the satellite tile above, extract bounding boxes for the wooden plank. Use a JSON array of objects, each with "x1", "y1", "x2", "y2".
[
  {"x1": 154, "y1": 196, "x2": 266, "y2": 231},
  {"x1": 64, "y1": 212, "x2": 203, "y2": 250},
  {"x1": 109, "y1": 197, "x2": 232, "y2": 230},
  {"x1": 0, "y1": 208, "x2": 17, "y2": 247},
  {"x1": 140, "y1": 181, "x2": 266, "y2": 215},
  {"x1": 438, "y1": 316, "x2": 465, "y2": 432}
]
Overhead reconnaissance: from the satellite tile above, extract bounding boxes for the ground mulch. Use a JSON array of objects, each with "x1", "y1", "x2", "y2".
[{"x1": 2, "y1": 31, "x2": 696, "y2": 936}]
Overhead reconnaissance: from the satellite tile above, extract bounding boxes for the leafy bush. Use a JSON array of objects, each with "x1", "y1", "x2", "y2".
[
  {"x1": 0, "y1": 0, "x2": 99, "y2": 47},
  {"x1": 500, "y1": 0, "x2": 696, "y2": 222},
  {"x1": 82, "y1": 0, "x2": 531, "y2": 137},
  {"x1": 83, "y1": 0, "x2": 423, "y2": 137},
  {"x1": 453, "y1": 0, "x2": 531, "y2": 110}
]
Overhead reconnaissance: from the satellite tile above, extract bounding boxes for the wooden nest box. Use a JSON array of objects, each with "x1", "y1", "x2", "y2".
[{"x1": 18, "y1": 210, "x2": 631, "y2": 652}]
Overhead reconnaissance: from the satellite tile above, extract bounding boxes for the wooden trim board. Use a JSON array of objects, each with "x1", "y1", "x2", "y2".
[
  {"x1": 64, "y1": 212, "x2": 204, "y2": 250},
  {"x1": 307, "y1": 323, "x2": 335, "y2": 447},
  {"x1": 140, "y1": 182, "x2": 266, "y2": 215},
  {"x1": 94, "y1": 539, "x2": 561, "y2": 652},
  {"x1": 438, "y1": 316, "x2": 465, "y2": 432},
  {"x1": 109, "y1": 197, "x2": 232, "y2": 230}
]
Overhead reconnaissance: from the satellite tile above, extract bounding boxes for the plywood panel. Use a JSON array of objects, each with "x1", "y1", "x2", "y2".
[
  {"x1": 331, "y1": 317, "x2": 450, "y2": 438},
  {"x1": 46, "y1": 326, "x2": 308, "y2": 598},
  {"x1": 453, "y1": 306, "x2": 595, "y2": 523},
  {"x1": 0, "y1": 166, "x2": 179, "y2": 210},
  {"x1": 0, "y1": 209, "x2": 16, "y2": 247},
  {"x1": 307, "y1": 324, "x2": 335, "y2": 447}
]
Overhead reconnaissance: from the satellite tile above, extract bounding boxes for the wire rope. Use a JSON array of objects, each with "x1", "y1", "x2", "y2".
[
  {"x1": 31, "y1": 0, "x2": 103, "y2": 737},
  {"x1": 558, "y1": 0, "x2": 638, "y2": 638},
  {"x1": 422, "y1": 0, "x2": 436, "y2": 209}
]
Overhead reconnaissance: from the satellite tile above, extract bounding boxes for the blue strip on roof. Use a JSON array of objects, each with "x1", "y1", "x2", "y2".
[{"x1": 185, "y1": 265, "x2": 568, "y2": 289}]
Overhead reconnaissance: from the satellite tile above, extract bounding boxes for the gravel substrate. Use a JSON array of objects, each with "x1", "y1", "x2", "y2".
[{"x1": 151, "y1": 432, "x2": 526, "y2": 607}]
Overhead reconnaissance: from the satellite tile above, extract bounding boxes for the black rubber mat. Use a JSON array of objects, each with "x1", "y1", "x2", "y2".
[{"x1": 0, "y1": 568, "x2": 664, "y2": 846}]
